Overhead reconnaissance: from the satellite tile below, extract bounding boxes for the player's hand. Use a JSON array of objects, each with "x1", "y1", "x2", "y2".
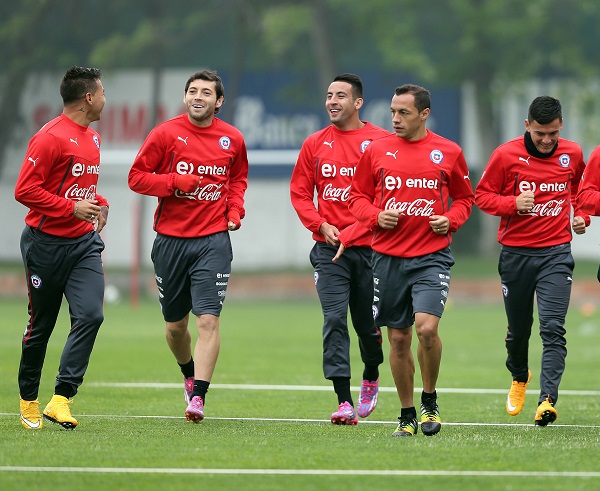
[
  {"x1": 332, "y1": 243, "x2": 345, "y2": 263},
  {"x1": 319, "y1": 222, "x2": 340, "y2": 246},
  {"x1": 429, "y1": 215, "x2": 449, "y2": 234},
  {"x1": 175, "y1": 174, "x2": 201, "y2": 193},
  {"x1": 516, "y1": 191, "x2": 535, "y2": 212},
  {"x1": 572, "y1": 215, "x2": 586, "y2": 235},
  {"x1": 96, "y1": 206, "x2": 109, "y2": 234},
  {"x1": 74, "y1": 199, "x2": 102, "y2": 224},
  {"x1": 377, "y1": 209, "x2": 400, "y2": 229},
  {"x1": 227, "y1": 209, "x2": 241, "y2": 231}
]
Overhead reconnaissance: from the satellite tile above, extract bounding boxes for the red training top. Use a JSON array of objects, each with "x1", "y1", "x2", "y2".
[
  {"x1": 577, "y1": 145, "x2": 600, "y2": 216},
  {"x1": 128, "y1": 114, "x2": 248, "y2": 238},
  {"x1": 14, "y1": 114, "x2": 109, "y2": 238},
  {"x1": 475, "y1": 136, "x2": 588, "y2": 247},
  {"x1": 290, "y1": 122, "x2": 391, "y2": 248},
  {"x1": 349, "y1": 130, "x2": 474, "y2": 257}
]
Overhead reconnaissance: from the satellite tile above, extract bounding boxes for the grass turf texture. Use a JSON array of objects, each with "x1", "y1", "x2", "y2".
[{"x1": 1, "y1": 297, "x2": 600, "y2": 490}]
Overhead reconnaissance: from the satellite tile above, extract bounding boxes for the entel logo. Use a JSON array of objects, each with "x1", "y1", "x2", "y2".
[
  {"x1": 384, "y1": 176, "x2": 439, "y2": 190},
  {"x1": 176, "y1": 161, "x2": 227, "y2": 176},
  {"x1": 73, "y1": 163, "x2": 100, "y2": 176},
  {"x1": 321, "y1": 163, "x2": 355, "y2": 178},
  {"x1": 518, "y1": 180, "x2": 568, "y2": 193},
  {"x1": 72, "y1": 162, "x2": 85, "y2": 177}
]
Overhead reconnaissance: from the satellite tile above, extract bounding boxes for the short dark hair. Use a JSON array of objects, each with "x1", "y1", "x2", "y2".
[
  {"x1": 395, "y1": 84, "x2": 431, "y2": 113},
  {"x1": 528, "y1": 96, "x2": 562, "y2": 125},
  {"x1": 185, "y1": 69, "x2": 225, "y2": 114},
  {"x1": 60, "y1": 66, "x2": 102, "y2": 105},
  {"x1": 332, "y1": 73, "x2": 363, "y2": 99}
]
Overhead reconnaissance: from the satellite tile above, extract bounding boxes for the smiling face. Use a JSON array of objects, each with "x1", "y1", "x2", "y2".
[
  {"x1": 525, "y1": 118, "x2": 562, "y2": 154},
  {"x1": 325, "y1": 81, "x2": 363, "y2": 130},
  {"x1": 184, "y1": 79, "x2": 223, "y2": 127}
]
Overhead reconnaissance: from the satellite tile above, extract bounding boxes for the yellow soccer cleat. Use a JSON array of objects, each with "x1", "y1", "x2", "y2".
[
  {"x1": 43, "y1": 395, "x2": 78, "y2": 430},
  {"x1": 392, "y1": 414, "x2": 418, "y2": 437},
  {"x1": 535, "y1": 397, "x2": 558, "y2": 427},
  {"x1": 506, "y1": 370, "x2": 531, "y2": 416},
  {"x1": 20, "y1": 398, "x2": 43, "y2": 429},
  {"x1": 420, "y1": 398, "x2": 442, "y2": 436}
]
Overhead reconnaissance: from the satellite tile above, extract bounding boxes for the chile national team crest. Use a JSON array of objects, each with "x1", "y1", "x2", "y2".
[
  {"x1": 219, "y1": 136, "x2": 231, "y2": 150},
  {"x1": 430, "y1": 149, "x2": 444, "y2": 164},
  {"x1": 558, "y1": 154, "x2": 570, "y2": 168},
  {"x1": 31, "y1": 275, "x2": 42, "y2": 289},
  {"x1": 360, "y1": 140, "x2": 372, "y2": 153}
]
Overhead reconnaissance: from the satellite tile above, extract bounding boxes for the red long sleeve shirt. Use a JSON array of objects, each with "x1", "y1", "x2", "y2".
[
  {"x1": 128, "y1": 114, "x2": 248, "y2": 238},
  {"x1": 577, "y1": 145, "x2": 600, "y2": 216},
  {"x1": 290, "y1": 122, "x2": 391, "y2": 248},
  {"x1": 14, "y1": 114, "x2": 109, "y2": 238},
  {"x1": 475, "y1": 136, "x2": 587, "y2": 247},
  {"x1": 349, "y1": 130, "x2": 474, "y2": 257}
]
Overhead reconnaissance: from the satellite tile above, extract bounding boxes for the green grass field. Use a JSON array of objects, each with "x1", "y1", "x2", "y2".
[{"x1": 1, "y1": 296, "x2": 600, "y2": 490}]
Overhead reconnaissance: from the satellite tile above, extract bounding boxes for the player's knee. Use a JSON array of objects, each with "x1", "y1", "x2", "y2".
[
  {"x1": 388, "y1": 328, "x2": 411, "y2": 352},
  {"x1": 323, "y1": 314, "x2": 347, "y2": 331},
  {"x1": 81, "y1": 309, "x2": 104, "y2": 329},
  {"x1": 415, "y1": 322, "x2": 438, "y2": 343}
]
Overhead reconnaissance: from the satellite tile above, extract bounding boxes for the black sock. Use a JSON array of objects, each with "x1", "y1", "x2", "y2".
[
  {"x1": 178, "y1": 357, "x2": 194, "y2": 379},
  {"x1": 193, "y1": 379, "x2": 210, "y2": 402},
  {"x1": 421, "y1": 390, "x2": 437, "y2": 402},
  {"x1": 331, "y1": 377, "x2": 353, "y2": 406},
  {"x1": 362, "y1": 365, "x2": 379, "y2": 382},
  {"x1": 400, "y1": 407, "x2": 417, "y2": 419},
  {"x1": 55, "y1": 382, "x2": 75, "y2": 399}
]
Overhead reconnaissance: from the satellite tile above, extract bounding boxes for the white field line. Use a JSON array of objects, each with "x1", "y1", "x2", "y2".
[
  {"x1": 2, "y1": 413, "x2": 600, "y2": 429},
  {"x1": 3, "y1": 383, "x2": 599, "y2": 427},
  {"x1": 0, "y1": 466, "x2": 599, "y2": 478},
  {"x1": 87, "y1": 382, "x2": 600, "y2": 397},
  {"x1": 3, "y1": 381, "x2": 600, "y2": 478}
]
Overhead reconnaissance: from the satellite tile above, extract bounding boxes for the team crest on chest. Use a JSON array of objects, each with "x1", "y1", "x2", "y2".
[
  {"x1": 93, "y1": 135, "x2": 100, "y2": 149},
  {"x1": 219, "y1": 136, "x2": 231, "y2": 150},
  {"x1": 360, "y1": 140, "x2": 372, "y2": 153},
  {"x1": 558, "y1": 154, "x2": 570, "y2": 168},
  {"x1": 430, "y1": 149, "x2": 444, "y2": 164}
]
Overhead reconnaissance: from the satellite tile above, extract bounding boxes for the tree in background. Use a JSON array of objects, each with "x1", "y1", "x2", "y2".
[{"x1": 2, "y1": 0, "x2": 600, "y2": 253}]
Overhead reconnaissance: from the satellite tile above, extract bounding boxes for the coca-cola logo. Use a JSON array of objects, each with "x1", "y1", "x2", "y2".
[
  {"x1": 175, "y1": 183, "x2": 223, "y2": 201},
  {"x1": 65, "y1": 184, "x2": 97, "y2": 200},
  {"x1": 322, "y1": 183, "x2": 350, "y2": 202},
  {"x1": 517, "y1": 199, "x2": 565, "y2": 217},
  {"x1": 385, "y1": 198, "x2": 435, "y2": 216}
]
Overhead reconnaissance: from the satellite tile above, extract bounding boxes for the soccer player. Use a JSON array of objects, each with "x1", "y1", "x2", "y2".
[
  {"x1": 475, "y1": 96, "x2": 588, "y2": 426},
  {"x1": 577, "y1": 145, "x2": 600, "y2": 225},
  {"x1": 15, "y1": 66, "x2": 109, "y2": 430},
  {"x1": 290, "y1": 73, "x2": 388, "y2": 424},
  {"x1": 128, "y1": 69, "x2": 248, "y2": 423},
  {"x1": 349, "y1": 84, "x2": 474, "y2": 436}
]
